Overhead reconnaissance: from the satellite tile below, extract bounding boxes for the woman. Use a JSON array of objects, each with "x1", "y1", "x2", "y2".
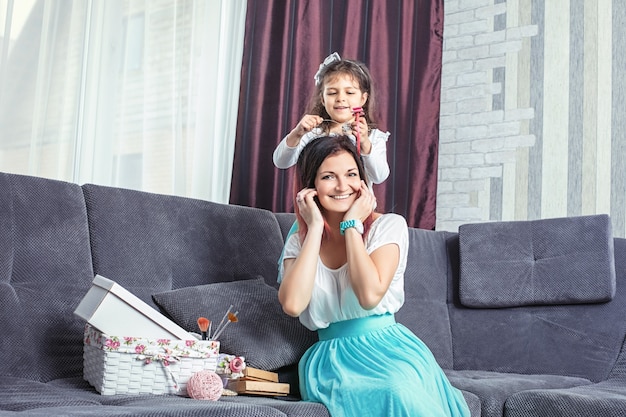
[{"x1": 278, "y1": 135, "x2": 470, "y2": 417}]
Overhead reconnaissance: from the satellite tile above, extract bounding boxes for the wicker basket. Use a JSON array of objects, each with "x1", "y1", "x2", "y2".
[{"x1": 83, "y1": 324, "x2": 219, "y2": 395}]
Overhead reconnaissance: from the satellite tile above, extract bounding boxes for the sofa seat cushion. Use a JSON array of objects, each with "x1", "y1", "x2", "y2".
[
  {"x1": 35, "y1": 377, "x2": 329, "y2": 416},
  {"x1": 0, "y1": 377, "x2": 101, "y2": 411},
  {"x1": 459, "y1": 391, "x2": 481, "y2": 417},
  {"x1": 504, "y1": 379, "x2": 626, "y2": 417},
  {"x1": 458, "y1": 214, "x2": 615, "y2": 308},
  {"x1": 445, "y1": 370, "x2": 591, "y2": 417},
  {"x1": 152, "y1": 277, "x2": 318, "y2": 371},
  {"x1": 10, "y1": 402, "x2": 292, "y2": 417}
]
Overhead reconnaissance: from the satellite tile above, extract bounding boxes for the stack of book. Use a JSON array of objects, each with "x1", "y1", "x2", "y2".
[{"x1": 227, "y1": 367, "x2": 290, "y2": 396}]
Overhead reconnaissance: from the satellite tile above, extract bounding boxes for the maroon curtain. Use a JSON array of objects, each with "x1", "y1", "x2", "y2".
[{"x1": 230, "y1": 0, "x2": 444, "y2": 230}]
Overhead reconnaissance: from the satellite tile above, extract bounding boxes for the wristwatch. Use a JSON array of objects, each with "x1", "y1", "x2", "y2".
[{"x1": 340, "y1": 219, "x2": 364, "y2": 235}]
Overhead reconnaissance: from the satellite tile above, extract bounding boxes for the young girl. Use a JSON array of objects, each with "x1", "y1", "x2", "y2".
[
  {"x1": 277, "y1": 136, "x2": 470, "y2": 417},
  {"x1": 273, "y1": 52, "x2": 390, "y2": 188},
  {"x1": 274, "y1": 53, "x2": 390, "y2": 266}
]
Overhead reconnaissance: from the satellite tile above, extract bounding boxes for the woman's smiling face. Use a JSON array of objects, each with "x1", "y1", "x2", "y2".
[{"x1": 314, "y1": 150, "x2": 361, "y2": 212}]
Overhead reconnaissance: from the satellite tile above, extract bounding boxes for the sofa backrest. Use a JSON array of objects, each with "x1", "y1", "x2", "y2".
[
  {"x1": 447, "y1": 215, "x2": 626, "y2": 382},
  {"x1": 82, "y1": 184, "x2": 286, "y2": 308},
  {"x1": 0, "y1": 172, "x2": 94, "y2": 382},
  {"x1": 396, "y1": 228, "x2": 455, "y2": 369}
]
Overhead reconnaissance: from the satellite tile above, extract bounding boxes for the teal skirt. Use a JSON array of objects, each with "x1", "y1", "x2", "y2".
[{"x1": 299, "y1": 314, "x2": 470, "y2": 417}]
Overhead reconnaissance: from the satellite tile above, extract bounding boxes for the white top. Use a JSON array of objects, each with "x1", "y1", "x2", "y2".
[
  {"x1": 279, "y1": 213, "x2": 409, "y2": 331},
  {"x1": 272, "y1": 128, "x2": 391, "y2": 186}
]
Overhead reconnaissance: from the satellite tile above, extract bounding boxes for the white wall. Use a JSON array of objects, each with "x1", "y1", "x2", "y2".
[{"x1": 438, "y1": 0, "x2": 625, "y2": 237}]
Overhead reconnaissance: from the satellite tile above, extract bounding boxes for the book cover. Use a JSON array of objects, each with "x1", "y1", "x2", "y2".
[
  {"x1": 227, "y1": 379, "x2": 290, "y2": 396},
  {"x1": 242, "y1": 367, "x2": 279, "y2": 382}
]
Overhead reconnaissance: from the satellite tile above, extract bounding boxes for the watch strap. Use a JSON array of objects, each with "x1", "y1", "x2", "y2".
[{"x1": 340, "y1": 219, "x2": 364, "y2": 235}]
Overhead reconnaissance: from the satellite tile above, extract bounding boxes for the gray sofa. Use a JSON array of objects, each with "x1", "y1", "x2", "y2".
[{"x1": 1, "y1": 170, "x2": 625, "y2": 417}]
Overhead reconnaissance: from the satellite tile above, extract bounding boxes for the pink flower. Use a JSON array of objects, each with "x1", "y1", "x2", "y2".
[
  {"x1": 185, "y1": 340, "x2": 196, "y2": 347},
  {"x1": 229, "y1": 357, "x2": 245, "y2": 373},
  {"x1": 105, "y1": 339, "x2": 120, "y2": 349},
  {"x1": 135, "y1": 344, "x2": 146, "y2": 354},
  {"x1": 157, "y1": 339, "x2": 170, "y2": 345}
]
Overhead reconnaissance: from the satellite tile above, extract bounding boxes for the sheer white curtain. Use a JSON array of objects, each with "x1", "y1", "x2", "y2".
[{"x1": 0, "y1": 0, "x2": 246, "y2": 203}]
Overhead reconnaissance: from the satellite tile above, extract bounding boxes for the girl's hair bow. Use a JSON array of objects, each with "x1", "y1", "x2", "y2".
[{"x1": 314, "y1": 52, "x2": 341, "y2": 85}]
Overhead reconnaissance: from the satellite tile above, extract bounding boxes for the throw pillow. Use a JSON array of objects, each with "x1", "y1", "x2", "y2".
[
  {"x1": 458, "y1": 214, "x2": 616, "y2": 308},
  {"x1": 152, "y1": 277, "x2": 317, "y2": 371}
]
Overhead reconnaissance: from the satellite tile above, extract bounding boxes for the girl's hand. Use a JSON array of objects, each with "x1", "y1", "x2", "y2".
[
  {"x1": 295, "y1": 188, "x2": 324, "y2": 231},
  {"x1": 293, "y1": 115, "x2": 324, "y2": 137},
  {"x1": 344, "y1": 181, "x2": 376, "y2": 222},
  {"x1": 286, "y1": 115, "x2": 324, "y2": 147},
  {"x1": 351, "y1": 117, "x2": 371, "y2": 154}
]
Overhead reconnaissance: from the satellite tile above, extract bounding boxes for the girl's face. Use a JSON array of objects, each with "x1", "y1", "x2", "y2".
[
  {"x1": 314, "y1": 150, "x2": 361, "y2": 213},
  {"x1": 321, "y1": 73, "x2": 368, "y2": 124}
]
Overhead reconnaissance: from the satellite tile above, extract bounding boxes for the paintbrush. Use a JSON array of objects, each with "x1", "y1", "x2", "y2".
[
  {"x1": 197, "y1": 317, "x2": 210, "y2": 340},
  {"x1": 212, "y1": 311, "x2": 238, "y2": 341},
  {"x1": 212, "y1": 304, "x2": 233, "y2": 339}
]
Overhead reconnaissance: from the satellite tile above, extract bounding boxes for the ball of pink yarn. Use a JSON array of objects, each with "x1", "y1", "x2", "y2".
[{"x1": 186, "y1": 370, "x2": 223, "y2": 401}]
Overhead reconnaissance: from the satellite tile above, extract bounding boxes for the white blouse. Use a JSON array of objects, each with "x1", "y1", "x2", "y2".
[
  {"x1": 272, "y1": 128, "x2": 390, "y2": 186},
  {"x1": 279, "y1": 213, "x2": 409, "y2": 331}
]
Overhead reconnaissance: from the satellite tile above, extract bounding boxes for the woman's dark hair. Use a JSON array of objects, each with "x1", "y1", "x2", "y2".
[
  {"x1": 294, "y1": 135, "x2": 374, "y2": 241},
  {"x1": 306, "y1": 59, "x2": 378, "y2": 133}
]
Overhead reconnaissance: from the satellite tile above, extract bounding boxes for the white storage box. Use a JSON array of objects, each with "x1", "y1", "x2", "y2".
[
  {"x1": 83, "y1": 324, "x2": 219, "y2": 395},
  {"x1": 74, "y1": 275, "x2": 192, "y2": 340}
]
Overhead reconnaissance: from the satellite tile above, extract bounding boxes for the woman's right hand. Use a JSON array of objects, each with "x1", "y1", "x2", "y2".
[{"x1": 295, "y1": 188, "x2": 324, "y2": 231}]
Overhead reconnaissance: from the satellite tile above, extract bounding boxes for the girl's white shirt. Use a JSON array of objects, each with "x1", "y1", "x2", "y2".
[
  {"x1": 278, "y1": 213, "x2": 408, "y2": 331},
  {"x1": 272, "y1": 128, "x2": 391, "y2": 187}
]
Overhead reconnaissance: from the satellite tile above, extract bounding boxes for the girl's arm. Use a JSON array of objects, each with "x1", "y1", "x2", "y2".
[
  {"x1": 273, "y1": 115, "x2": 324, "y2": 169},
  {"x1": 273, "y1": 137, "x2": 300, "y2": 168},
  {"x1": 360, "y1": 129, "x2": 390, "y2": 184}
]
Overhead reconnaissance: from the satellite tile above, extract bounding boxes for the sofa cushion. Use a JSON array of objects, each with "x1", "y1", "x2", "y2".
[
  {"x1": 49, "y1": 376, "x2": 330, "y2": 415},
  {"x1": 0, "y1": 173, "x2": 94, "y2": 382},
  {"x1": 504, "y1": 380, "x2": 626, "y2": 417},
  {"x1": 0, "y1": 377, "x2": 101, "y2": 411},
  {"x1": 396, "y1": 228, "x2": 454, "y2": 369},
  {"x1": 152, "y1": 277, "x2": 317, "y2": 371},
  {"x1": 445, "y1": 370, "x2": 591, "y2": 417},
  {"x1": 446, "y1": 370, "x2": 590, "y2": 417},
  {"x1": 458, "y1": 214, "x2": 615, "y2": 308},
  {"x1": 449, "y1": 236, "x2": 626, "y2": 383},
  {"x1": 82, "y1": 184, "x2": 287, "y2": 308}
]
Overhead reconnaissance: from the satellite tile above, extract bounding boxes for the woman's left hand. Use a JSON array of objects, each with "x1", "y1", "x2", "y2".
[{"x1": 345, "y1": 181, "x2": 376, "y2": 222}]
